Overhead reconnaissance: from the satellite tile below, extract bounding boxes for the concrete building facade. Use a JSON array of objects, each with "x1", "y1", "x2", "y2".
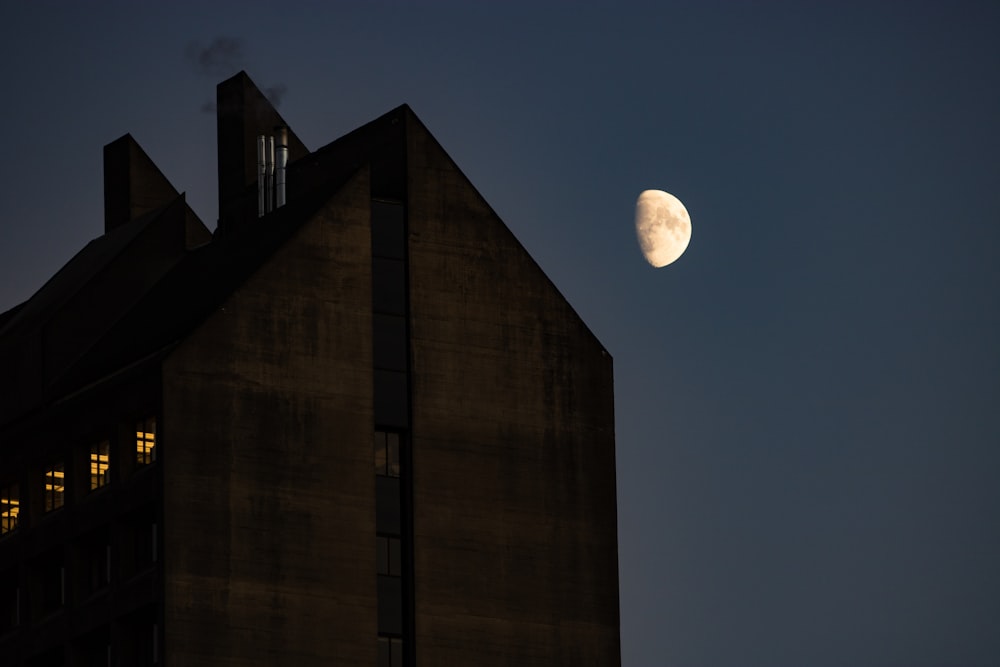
[{"x1": 0, "y1": 72, "x2": 619, "y2": 667}]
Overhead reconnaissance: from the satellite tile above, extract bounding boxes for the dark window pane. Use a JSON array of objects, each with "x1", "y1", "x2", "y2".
[
  {"x1": 377, "y1": 637, "x2": 390, "y2": 667},
  {"x1": 373, "y1": 314, "x2": 407, "y2": 371},
  {"x1": 374, "y1": 370, "x2": 409, "y2": 427},
  {"x1": 386, "y1": 433, "x2": 400, "y2": 478},
  {"x1": 377, "y1": 536, "x2": 389, "y2": 576},
  {"x1": 388, "y1": 537, "x2": 401, "y2": 577},
  {"x1": 372, "y1": 257, "x2": 406, "y2": 316},
  {"x1": 390, "y1": 638, "x2": 403, "y2": 667},
  {"x1": 376, "y1": 430, "x2": 403, "y2": 478},
  {"x1": 377, "y1": 575, "x2": 403, "y2": 635},
  {"x1": 375, "y1": 477, "x2": 401, "y2": 535},
  {"x1": 374, "y1": 431, "x2": 387, "y2": 475},
  {"x1": 371, "y1": 147, "x2": 406, "y2": 200},
  {"x1": 371, "y1": 201, "x2": 405, "y2": 260}
]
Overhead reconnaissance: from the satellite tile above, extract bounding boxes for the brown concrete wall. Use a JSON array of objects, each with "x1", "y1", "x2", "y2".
[
  {"x1": 406, "y1": 116, "x2": 621, "y2": 666},
  {"x1": 161, "y1": 170, "x2": 376, "y2": 666}
]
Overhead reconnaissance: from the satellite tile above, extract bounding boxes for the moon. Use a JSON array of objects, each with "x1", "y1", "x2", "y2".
[{"x1": 635, "y1": 189, "x2": 692, "y2": 267}]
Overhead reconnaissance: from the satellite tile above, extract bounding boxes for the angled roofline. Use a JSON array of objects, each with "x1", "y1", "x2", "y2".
[
  {"x1": 0, "y1": 197, "x2": 185, "y2": 340},
  {"x1": 49, "y1": 168, "x2": 364, "y2": 400}
]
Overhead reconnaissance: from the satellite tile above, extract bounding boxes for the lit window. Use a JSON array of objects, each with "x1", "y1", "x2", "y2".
[
  {"x1": 374, "y1": 431, "x2": 400, "y2": 477},
  {"x1": 0, "y1": 484, "x2": 17, "y2": 535},
  {"x1": 91, "y1": 440, "x2": 111, "y2": 490},
  {"x1": 136, "y1": 417, "x2": 156, "y2": 466},
  {"x1": 376, "y1": 536, "x2": 402, "y2": 577},
  {"x1": 377, "y1": 636, "x2": 403, "y2": 667},
  {"x1": 44, "y1": 464, "x2": 65, "y2": 512}
]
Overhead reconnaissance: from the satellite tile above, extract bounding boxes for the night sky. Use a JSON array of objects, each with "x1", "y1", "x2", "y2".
[{"x1": 2, "y1": 3, "x2": 999, "y2": 665}]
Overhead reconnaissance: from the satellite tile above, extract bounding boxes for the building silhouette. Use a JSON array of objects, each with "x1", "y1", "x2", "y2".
[{"x1": 0, "y1": 72, "x2": 620, "y2": 667}]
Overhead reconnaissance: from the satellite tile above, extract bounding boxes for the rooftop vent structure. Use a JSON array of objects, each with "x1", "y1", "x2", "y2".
[
  {"x1": 256, "y1": 126, "x2": 288, "y2": 218},
  {"x1": 216, "y1": 72, "x2": 308, "y2": 231}
]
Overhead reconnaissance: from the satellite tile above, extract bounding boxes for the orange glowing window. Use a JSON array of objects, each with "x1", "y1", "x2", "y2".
[
  {"x1": 44, "y1": 464, "x2": 65, "y2": 512},
  {"x1": 0, "y1": 484, "x2": 18, "y2": 535},
  {"x1": 90, "y1": 440, "x2": 111, "y2": 490},
  {"x1": 136, "y1": 417, "x2": 156, "y2": 466}
]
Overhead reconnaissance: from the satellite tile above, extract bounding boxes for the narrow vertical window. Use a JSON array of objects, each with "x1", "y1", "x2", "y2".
[
  {"x1": 0, "y1": 484, "x2": 17, "y2": 535},
  {"x1": 378, "y1": 636, "x2": 390, "y2": 667},
  {"x1": 136, "y1": 417, "x2": 156, "y2": 466},
  {"x1": 374, "y1": 431, "x2": 387, "y2": 476},
  {"x1": 374, "y1": 430, "x2": 400, "y2": 478},
  {"x1": 386, "y1": 432, "x2": 400, "y2": 477},
  {"x1": 377, "y1": 536, "x2": 402, "y2": 577},
  {"x1": 377, "y1": 636, "x2": 404, "y2": 666},
  {"x1": 91, "y1": 440, "x2": 111, "y2": 490},
  {"x1": 44, "y1": 463, "x2": 65, "y2": 512}
]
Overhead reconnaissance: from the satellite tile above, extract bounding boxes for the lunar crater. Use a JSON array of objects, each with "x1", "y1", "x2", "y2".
[{"x1": 635, "y1": 189, "x2": 691, "y2": 267}]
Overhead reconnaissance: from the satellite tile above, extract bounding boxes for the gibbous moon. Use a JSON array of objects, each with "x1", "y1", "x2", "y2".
[{"x1": 635, "y1": 189, "x2": 692, "y2": 267}]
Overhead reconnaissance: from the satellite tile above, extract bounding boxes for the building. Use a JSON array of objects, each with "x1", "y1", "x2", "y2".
[{"x1": 0, "y1": 72, "x2": 620, "y2": 667}]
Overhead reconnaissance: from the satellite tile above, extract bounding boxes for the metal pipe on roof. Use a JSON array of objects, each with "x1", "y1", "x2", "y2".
[
  {"x1": 256, "y1": 135, "x2": 267, "y2": 218},
  {"x1": 275, "y1": 126, "x2": 288, "y2": 209},
  {"x1": 265, "y1": 135, "x2": 275, "y2": 214}
]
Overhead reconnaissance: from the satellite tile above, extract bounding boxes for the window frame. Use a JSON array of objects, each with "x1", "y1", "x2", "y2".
[
  {"x1": 135, "y1": 417, "x2": 157, "y2": 467},
  {"x1": 0, "y1": 482, "x2": 18, "y2": 536},
  {"x1": 90, "y1": 439, "x2": 111, "y2": 491},
  {"x1": 43, "y1": 462, "x2": 66, "y2": 513},
  {"x1": 377, "y1": 635, "x2": 404, "y2": 667},
  {"x1": 374, "y1": 430, "x2": 401, "y2": 478},
  {"x1": 376, "y1": 534, "x2": 402, "y2": 577}
]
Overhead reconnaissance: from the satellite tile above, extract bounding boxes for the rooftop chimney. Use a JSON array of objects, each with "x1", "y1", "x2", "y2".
[{"x1": 216, "y1": 72, "x2": 309, "y2": 231}]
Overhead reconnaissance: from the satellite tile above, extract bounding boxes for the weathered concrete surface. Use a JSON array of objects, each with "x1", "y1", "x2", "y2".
[
  {"x1": 161, "y1": 169, "x2": 377, "y2": 666},
  {"x1": 1, "y1": 96, "x2": 620, "y2": 666},
  {"x1": 406, "y1": 115, "x2": 621, "y2": 666}
]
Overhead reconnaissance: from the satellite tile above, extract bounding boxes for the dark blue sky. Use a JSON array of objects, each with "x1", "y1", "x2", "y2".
[{"x1": 2, "y1": 3, "x2": 998, "y2": 665}]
